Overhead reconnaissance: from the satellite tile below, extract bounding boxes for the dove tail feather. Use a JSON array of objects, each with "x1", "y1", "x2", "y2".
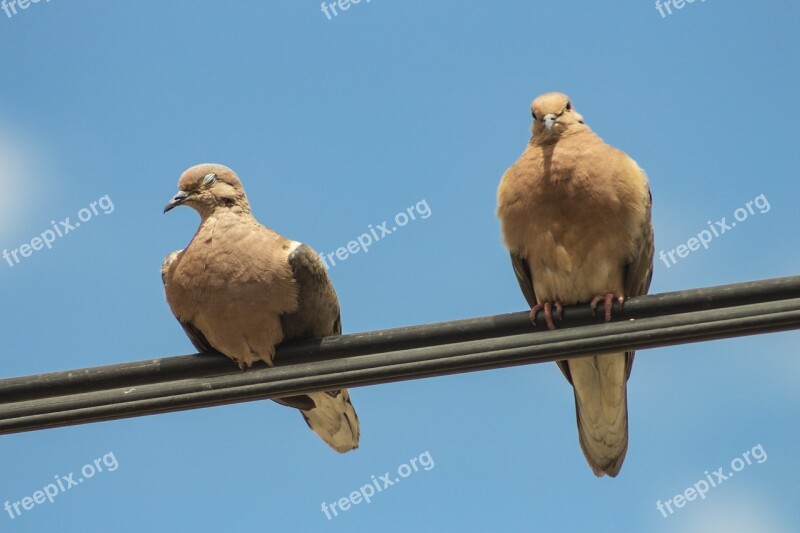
[
  {"x1": 300, "y1": 390, "x2": 360, "y2": 453},
  {"x1": 569, "y1": 353, "x2": 629, "y2": 477}
]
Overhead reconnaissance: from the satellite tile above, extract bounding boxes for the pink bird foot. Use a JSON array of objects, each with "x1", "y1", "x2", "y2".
[
  {"x1": 530, "y1": 300, "x2": 563, "y2": 330},
  {"x1": 590, "y1": 293, "x2": 625, "y2": 322}
]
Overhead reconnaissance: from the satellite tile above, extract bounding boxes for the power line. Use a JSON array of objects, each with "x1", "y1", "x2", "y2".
[{"x1": 2, "y1": 275, "x2": 799, "y2": 435}]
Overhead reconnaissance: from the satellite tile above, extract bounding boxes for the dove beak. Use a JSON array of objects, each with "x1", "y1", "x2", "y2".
[
  {"x1": 544, "y1": 114, "x2": 558, "y2": 131},
  {"x1": 164, "y1": 191, "x2": 190, "y2": 213}
]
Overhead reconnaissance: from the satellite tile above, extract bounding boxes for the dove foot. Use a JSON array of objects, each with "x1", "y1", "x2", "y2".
[
  {"x1": 530, "y1": 301, "x2": 563, "y2": 330},
  {"x1": 590, "y1": 293, "x2": 625, "y2": 322}
]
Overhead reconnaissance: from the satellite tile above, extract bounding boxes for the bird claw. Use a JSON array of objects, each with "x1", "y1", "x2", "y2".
[
  {"x1": 590, "y1": 293, "x2": 625, "y2": 322},
  {"x1": 530, "y1": 300, "x2": 563, "y2": 330}
]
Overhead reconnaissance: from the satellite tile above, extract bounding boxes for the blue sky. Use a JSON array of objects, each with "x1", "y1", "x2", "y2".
[{"x1": 1, "y1": 1, "x2": 799, "y2": 531}]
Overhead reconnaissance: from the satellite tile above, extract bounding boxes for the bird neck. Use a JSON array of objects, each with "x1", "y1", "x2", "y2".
[
  {"x1": 197, "y1": 204, "x2": 253, "y2": 223},
  {"x1": 531, "y1": 124, "x2": 592, "y2": 146}
]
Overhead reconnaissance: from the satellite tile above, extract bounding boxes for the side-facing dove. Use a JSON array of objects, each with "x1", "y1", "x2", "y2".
[{"x1": 162, "y1": 163, "x2": 359, "y2": 453}]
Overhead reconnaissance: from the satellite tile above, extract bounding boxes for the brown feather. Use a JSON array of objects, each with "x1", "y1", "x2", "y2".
[
  {"x1": 497, "y1": 93, "x2": 654, "y2": 476},
  {"x1": 162, "y1": 163, "x2": 359, "y2": 453}
]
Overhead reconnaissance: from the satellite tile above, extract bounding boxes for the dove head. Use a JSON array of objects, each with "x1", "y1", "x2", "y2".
[
  {"x1": 164, "y1": 163, "x2": 251, "y2": 217},
  {"x1": 530, "y1": 92, "x2": 585, "y2": 141}
]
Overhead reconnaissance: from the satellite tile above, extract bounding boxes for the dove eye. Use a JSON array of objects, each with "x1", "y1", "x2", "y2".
[
  {"x1": 531, "y1": 111, "x2": 538, "y2": 120},
  {"x1": 201, "y1": 173, "x2": 217, "y2": 187},
  {"x1": 566, "y1": 101, "x2": 572, "y2": 111}
]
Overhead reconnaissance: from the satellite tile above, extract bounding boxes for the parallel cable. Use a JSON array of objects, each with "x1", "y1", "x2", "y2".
[{"x1": 1, "y1": 275, "x2": 799, "y2": 435}]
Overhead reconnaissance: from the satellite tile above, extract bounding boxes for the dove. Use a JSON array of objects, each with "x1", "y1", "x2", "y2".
[
  {"x1": 497, "y1": 92, "x2": 654, "y2": 477},
  {"x1": 162, "y1": 163, "x2": 359, "y2": 453}
]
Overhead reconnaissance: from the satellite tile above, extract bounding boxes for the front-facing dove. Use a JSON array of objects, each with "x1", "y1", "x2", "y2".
[
  {"x1": 161, "y1": 163, "x2": 359, "y2": 453},
  {"x1": 497, "y1": 92, "x2": 654, "y2": 477}
]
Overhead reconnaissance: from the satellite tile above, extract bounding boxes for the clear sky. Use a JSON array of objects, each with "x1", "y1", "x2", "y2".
[{"x1": 1, "y1": 1, "x2": 799, "y2": 531}]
